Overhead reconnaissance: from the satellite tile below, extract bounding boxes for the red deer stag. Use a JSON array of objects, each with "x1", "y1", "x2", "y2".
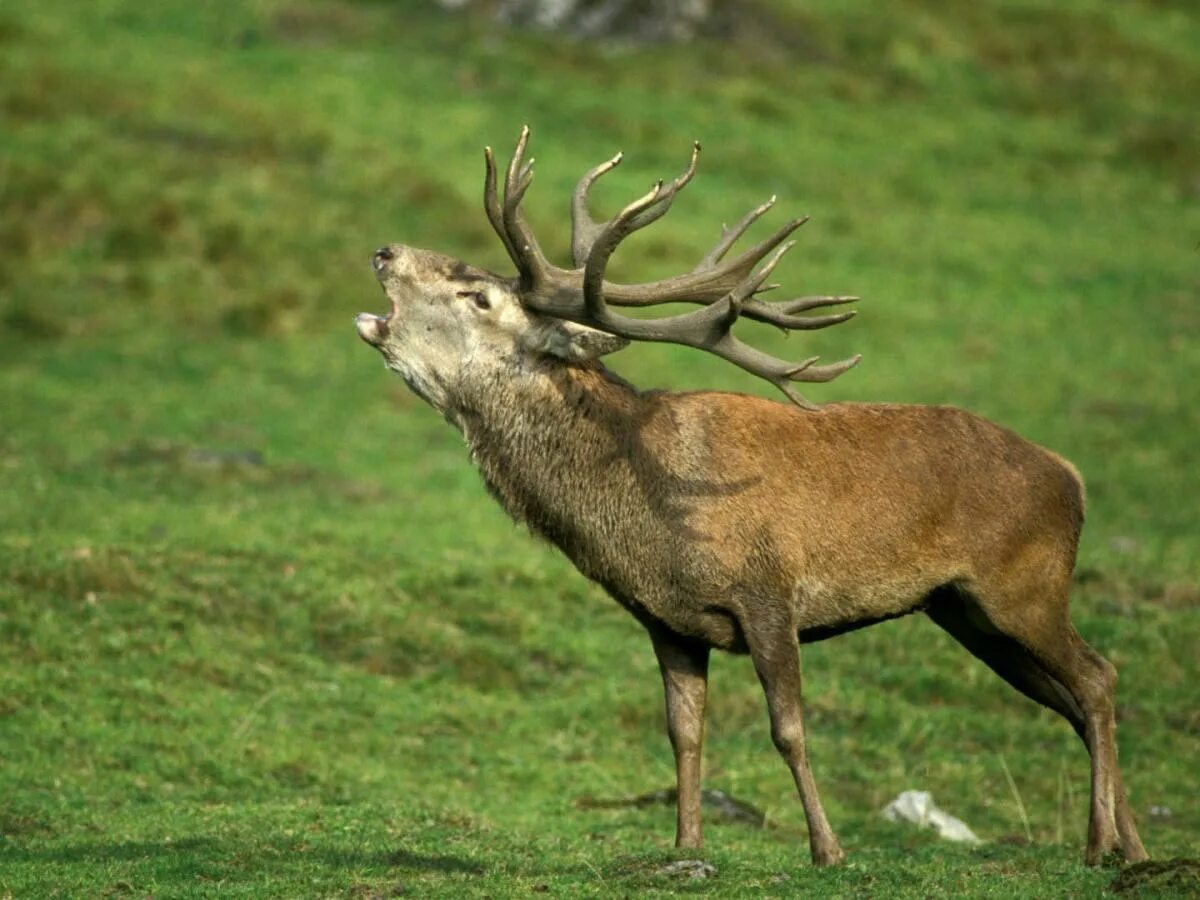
[{"x1": 355, "y1": 127, "x2": 1146, "y2": 867}]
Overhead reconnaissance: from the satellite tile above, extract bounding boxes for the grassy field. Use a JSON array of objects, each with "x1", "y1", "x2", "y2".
[{"x1": 1, "y1": 0, "x2": 1198, "y2": 896}]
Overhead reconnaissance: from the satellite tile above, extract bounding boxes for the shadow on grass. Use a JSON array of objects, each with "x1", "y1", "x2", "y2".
[
  {"x1": 307, "y1": 845, "x2": 484, "y2": 875},
  {"x1": 0, "y1": 837, "x2": 221, "y2": 864},
  {"x1": 385, "y1": 848, "x2": 484, "y2": 875},
  {"x1": 1, "y1": 838, "x2": 481, "y2": 874}
]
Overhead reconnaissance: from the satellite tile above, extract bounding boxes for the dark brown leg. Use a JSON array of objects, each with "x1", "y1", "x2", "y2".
[
  {"x1": 1060, "y1": 637, "x2": 1146, "y2": 864},
  {"x1": 928, "y1": 591, "x2": 1147, "y2": 864},
  {"x1": 649, "y1": 628, "x2": 710, "y2": 850}
]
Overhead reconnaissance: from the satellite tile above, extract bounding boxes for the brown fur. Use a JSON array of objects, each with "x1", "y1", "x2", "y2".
[
  {"x1": 465, "y1": 365, "x2": 1080, "y2": 650},
  {"x1": 358, "y1": 243, "x2": 1147, "y2": 867}
]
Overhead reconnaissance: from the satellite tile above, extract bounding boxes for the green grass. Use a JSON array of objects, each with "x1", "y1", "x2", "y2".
[{"x1": 1, "y1": 0, "x2": 1198, "y2": 895}]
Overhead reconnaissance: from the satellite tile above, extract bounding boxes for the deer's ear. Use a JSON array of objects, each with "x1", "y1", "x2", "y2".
[{"x1": 527, "y1": 320, "x2": 630, "y2": 362}]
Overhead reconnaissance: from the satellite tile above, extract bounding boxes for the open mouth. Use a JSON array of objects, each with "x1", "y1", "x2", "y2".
[
  {"x1": 358, "y1": 248, "x2": 404, "y2": 344},
  {"x1": 373, "y1": 251, "x2": 404, "y2": 319}
]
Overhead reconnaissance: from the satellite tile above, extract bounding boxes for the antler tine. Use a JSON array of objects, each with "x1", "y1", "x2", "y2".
[
  {"x1": 571, "y1": 142, "x2": 700, "y2": 268},
  {"x1": 623, "y1": 141, "x2": 701, "y2": 233},
  {"x1": 498, "y1": 125, "x2": 554, "y2": 290},
  {"x1": 599, "y1": 214, "x2": 808, "y2": 308},
  {"x1": 729, "y1": 238, "x2": 797, "y2": 309},
  {"x1": 694, "y1": 196, "x2": 777, "y2": 272},
  {"x1": 504, "y1": 125, "x2": 532, "y2": 200},
  {"x1": 740, "y1": 295, "x2": 860, "y2": 330},
  {"x1": 705, "y1": 342, "x2": 861, "y2": 411},
  {"x1": 689, "y1": 241, "x2": 860, "y2": 405},
  {"x1": 790, "y1": 354, "x2": 863, "y2": 382},
  {"x1": 720, "y1": 216, "x2": 810, "y2": 279},
  {"x1": 484, "y1": 146, "x2": 518, "y2": 263},
  {"x1": 571, "y1": 151, "x2": 623, "y2": 267},
  {"x1": 782, "y1": 294, "x2": 859, "y2": 314},
  {"x1": 725, "y1": 347, "x2": 862, "y2": 411},
  {"x1": 583, "y1": 180, "x2": 668, "y2": 323}
]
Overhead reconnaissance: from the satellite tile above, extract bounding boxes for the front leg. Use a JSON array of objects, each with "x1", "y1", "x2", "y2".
[
  {"x1": 744, "y1": 623, "x2": 845, "y2": 866},
  {"x1": 648, "y1": 627, "x2": 711, "y2": 850}
]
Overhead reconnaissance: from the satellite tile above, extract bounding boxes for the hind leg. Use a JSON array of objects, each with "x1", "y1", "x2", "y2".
[
  {"x1": 1070, "y1": 643, "x2": 1152, "y2": 868},
  {"x1": 928, "y1": 588, "x2": 1146, "y2": 864}
]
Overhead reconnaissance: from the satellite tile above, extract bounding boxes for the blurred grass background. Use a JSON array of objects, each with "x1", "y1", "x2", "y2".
[{"x1": 1, "y1": 0, "x2": 1197, "y2": 896}]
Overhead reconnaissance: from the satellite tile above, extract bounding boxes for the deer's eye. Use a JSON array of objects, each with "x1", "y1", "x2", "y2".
[{"x1": 457, "y1": 290, "x2": 490, "y2": 311}]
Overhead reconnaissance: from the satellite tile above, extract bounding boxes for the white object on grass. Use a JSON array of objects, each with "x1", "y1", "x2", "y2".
[{"x1": 882, "y1": 790, "x2": 982, "y2": 844}]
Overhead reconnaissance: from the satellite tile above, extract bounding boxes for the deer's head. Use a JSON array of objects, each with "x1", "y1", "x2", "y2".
[
  {"x1": 356, "y1": 245, "x2": 628, "y2": 412},
  {"x1": 357, "y1": 127, "x2": 861, "y2": 411}
]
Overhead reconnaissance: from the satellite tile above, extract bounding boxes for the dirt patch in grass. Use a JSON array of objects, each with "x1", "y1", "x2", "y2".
[
  {"x1": 269, "y1": 2, "x2": 377, "y2": 46},
  {"x1": 106, "y1": 438, "x2": 387, "y2": 501},
  {"x1": 1111, "y1": 858, "x2": 1200, "y2": 895}
]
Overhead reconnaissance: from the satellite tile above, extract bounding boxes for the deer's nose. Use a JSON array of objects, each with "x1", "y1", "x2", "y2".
[{"x1": 372, "y1": 246, "x2": 395, "y2": 272}]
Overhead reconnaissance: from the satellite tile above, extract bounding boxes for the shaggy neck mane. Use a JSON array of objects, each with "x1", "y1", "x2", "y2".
[{"x1": 455, "y1": 360, "x2": 644, "y2": 550}]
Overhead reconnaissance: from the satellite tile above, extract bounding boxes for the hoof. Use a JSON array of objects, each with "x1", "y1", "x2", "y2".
[
  {"x1": 813, "y1": 845, "x2": 847, "y2": 866},
  {"x1": 1085, "y1": 848, "x2": 1125, "y2": 869},
  {"x1": 1120, "y1": 841, "x2": 1150, "y2": 864}
]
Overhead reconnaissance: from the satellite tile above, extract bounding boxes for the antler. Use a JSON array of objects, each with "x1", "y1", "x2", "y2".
[{"x1": 483, "y1": 126, "x2": 861, "y2": 409}]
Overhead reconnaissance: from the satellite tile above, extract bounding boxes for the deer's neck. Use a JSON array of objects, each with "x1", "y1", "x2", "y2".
[{"x1": 454, "y1": 360, "x2": 657, "y2": 581}]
